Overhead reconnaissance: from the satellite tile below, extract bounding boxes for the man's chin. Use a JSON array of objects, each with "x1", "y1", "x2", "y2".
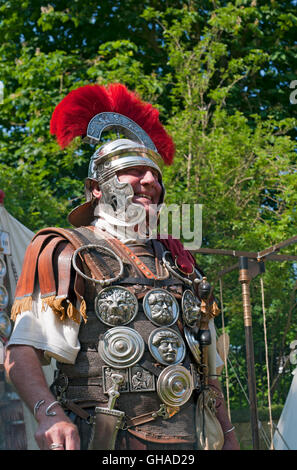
[{"x1": 133, "y1": 199, "x2": 158, "y2": 216}]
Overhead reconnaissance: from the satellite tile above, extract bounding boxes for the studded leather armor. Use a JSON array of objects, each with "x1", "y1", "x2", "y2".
[{"x1": 53, "y1": 227, "x2": 207, "y2": 445}]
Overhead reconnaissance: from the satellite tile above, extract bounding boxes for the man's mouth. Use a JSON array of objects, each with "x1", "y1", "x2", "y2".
[{"x1": 134, "y1": 193, "x2": 153, "y2": 202}]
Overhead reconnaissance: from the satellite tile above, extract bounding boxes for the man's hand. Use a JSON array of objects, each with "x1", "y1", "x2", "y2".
[
  {"x1": 34, "y1": 406, "x2": 80, "y2": 450},
  {"x1": 4, "y1": 345, "x2": 80, "y2": 450},
  {"x1": 208, "y1": 377, "x2": 240, "y2": 450},
  {"x1": 222, "y1": 429, "x2": 240, "y2": 450}
]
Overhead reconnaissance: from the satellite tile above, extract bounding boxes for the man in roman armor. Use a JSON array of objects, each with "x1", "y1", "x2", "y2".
[{"x1": 4, "y1": 84, "x2": 239, "y2": 450}]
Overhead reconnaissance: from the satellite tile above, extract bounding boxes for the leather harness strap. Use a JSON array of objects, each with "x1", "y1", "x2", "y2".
[
  {"x1": 12, "y1": 225, "x2": 194, "y2": 326},
  {"x1": 85, "y1": 226, "x2": 157, "y2": 280},
  {"x1": 34, "y1": 227, "x2": 106, "y2": 283},
  {"x1": 112, "y1": 240, "x2": 157, "y2": 280},
  {"x1": 55, "y1": 242, "x2": 75, "y2": 299},
  {"x1": 14, "y1": 233, "x2": 54, "y2": 300},
  {"x1": 38, "y1": 236, "x2": 65, "y2": 298}
]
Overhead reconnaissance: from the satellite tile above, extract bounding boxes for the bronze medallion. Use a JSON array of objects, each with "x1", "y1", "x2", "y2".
[
  {"x1": 0, "y1": 285, "x2": 8, "y2": 309},
  {"x1": 182, "y1": 289, "x2": 201, "y2": 328},
  {"x1": 148, "y1": 327, "x2": 185, "y2": 366},
  {"x1": 157, "y1": 364, "x2": 193, "y2": 407},
  {"x1": 99, "y1": 326, "x2": 145, "y2": 369},
  {"x1": 143, "y1": 288, "x2": 179, "y2": 327},
  {"x1": 0, "y1": 310, "x2": 11, "y2": 338},
  {"x1": 184, "y1": 326, "x2": 201, "y2": 365},
  {"x1": 0, "y1": 257, "x2": 7, "y2": 279},
  {"x1": 95, "y1": 286, "x2": 138, "y2": 326}
]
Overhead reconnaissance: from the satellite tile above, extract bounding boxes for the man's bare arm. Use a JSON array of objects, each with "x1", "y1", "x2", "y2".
[{"x1": 4, "y1": 345, "x2": 80, "y2": 450}]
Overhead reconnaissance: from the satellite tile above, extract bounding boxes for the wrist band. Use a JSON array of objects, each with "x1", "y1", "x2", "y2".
[
  {"x1": 224, "y1": 426, "x2": 235, "y2": 434},
  {"x1": 45, "y1": 401, "x2": 61, "y2": 416},
  {"x1": 33, "y1": 399, "x2": 61, "y2": 418},
  {"x1": 33, "y1": 399, "x2": 45, "y2": 418}
]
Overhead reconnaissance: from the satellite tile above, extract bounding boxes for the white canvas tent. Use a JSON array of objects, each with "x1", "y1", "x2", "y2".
[
  {"x1": 0, "y1": 193, "x2": 55, "y2": 450},
  {"x1": 0, "y1": 199, "x2": 34, "y2": 299},
  {"x1": 273, "y1": 369, "x2": 297, "y2": 450}
]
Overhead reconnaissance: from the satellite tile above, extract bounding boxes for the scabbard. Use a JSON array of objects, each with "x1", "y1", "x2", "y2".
[{"x1": 88, "y1": 407, "x2": 125, "y2": 450}]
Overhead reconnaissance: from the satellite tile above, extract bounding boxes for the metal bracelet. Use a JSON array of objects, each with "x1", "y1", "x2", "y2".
[
  {"x1": 224, "y1": 425, "x2": 235, "y2": 434},
  {"x1": 72, "y1": 244, "x2": 124, "y2": 286},
  {"x1": 33, "y1": 399, "x2": 45, "y2": 418},
  {"x1": 45, "y1": 400, "x2": 61, "y2": 416}
]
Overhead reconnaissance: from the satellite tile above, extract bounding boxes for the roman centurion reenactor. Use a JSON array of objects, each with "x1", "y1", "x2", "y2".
[{"x1": 4, "y1": 84, "x2": 239, "y2": 450}]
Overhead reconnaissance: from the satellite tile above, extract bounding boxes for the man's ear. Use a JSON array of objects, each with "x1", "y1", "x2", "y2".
[{"x1": 91, "y1": 182, "x2": 102, "y2": 200}]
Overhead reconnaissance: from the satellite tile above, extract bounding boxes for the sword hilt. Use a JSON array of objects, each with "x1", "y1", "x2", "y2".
[{"x1": 107, "y1": 373, "x2": 125, "y2": 410}]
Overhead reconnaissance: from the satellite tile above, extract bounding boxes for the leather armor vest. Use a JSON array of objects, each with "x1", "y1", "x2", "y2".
[{"x1": 55, "y1": 227, "x2": 202, "y2": 444}]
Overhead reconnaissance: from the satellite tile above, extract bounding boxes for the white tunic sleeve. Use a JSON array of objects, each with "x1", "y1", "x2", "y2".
[{"x1": 8, "y1": 287, "x2": 81, "y2": 364}]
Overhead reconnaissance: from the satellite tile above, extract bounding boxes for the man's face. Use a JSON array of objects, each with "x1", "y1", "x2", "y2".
[
  {"x1": 149, "y1": 293, "x2": 174, "y2": 324},
  {"x1": 116, "y1": 165, "x2": 162, "y2": 216},
  {"x1": 157, "y1": 337, "x2": 179, "y2": 363}
]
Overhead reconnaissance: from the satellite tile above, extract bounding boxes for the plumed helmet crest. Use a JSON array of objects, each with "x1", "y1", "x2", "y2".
[{"x1": 50, "y1": 83, "x2": 175, "y2": 165}]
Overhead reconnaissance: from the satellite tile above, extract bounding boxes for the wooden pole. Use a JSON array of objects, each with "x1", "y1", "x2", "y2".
[{"x1": 239, "y1": 256, "x2": 260, "y2": 450}]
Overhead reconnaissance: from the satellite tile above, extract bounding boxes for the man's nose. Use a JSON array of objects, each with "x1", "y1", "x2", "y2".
[{"x1": 140, "y1": 169, "x2": 157, "y2": 185}]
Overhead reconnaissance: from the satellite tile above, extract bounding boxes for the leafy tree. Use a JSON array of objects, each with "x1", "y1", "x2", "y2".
[{"x1": 0, "y1": 0, "x2": 296, "y2": 415}]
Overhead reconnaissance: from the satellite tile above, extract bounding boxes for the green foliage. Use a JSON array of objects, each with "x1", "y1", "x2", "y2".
[{"x1": 0, "y1": 0, "x2": 296, "y2": 411}]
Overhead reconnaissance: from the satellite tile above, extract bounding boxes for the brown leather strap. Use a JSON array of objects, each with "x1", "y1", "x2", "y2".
[
  {"x1": 152, "y1": 239, "x2": 169, "y2": 279},
  {"x1": 125, "y1": 404, "x2": 180, "y2": 429},
  {"x1": 125, "y1": 411, "x2": 158, "y2": 428},
  {"x1": 35, "y1": 227, "x2": 106, "y2": 283},
  {"x1": 127, "y1": 247, "x2": 154, "y2": 257},
  {"x1": 38, "y1": 236, "x2": 64, "y2": 297},
  {"x1": 127, "y1": 428, "x2": 196, "y2": 444},
  {"x1": 60, "y1": 399, "x2": 91, "y2": 421},
  {"x1": 74, "y1": 259, "x2": 85, "y2": 304},
  {"x1": 86, "y1": 226, "x2": 156, "y2": 280},
  {"x1": 115, "y1": 239, "x2": 157, "y2": 280},
  {"x1": 73, "y1": 237, "x2": 106, "y2": 282},
  {"x1": 14, "y1": 233, "x2": 54, "y2": 299},
  {"x1": 138, "y1": 358, "x2": 162, "y2": 377},
  {"x1": 56, "y1": 242, "x2": 75, "y2": 299}
]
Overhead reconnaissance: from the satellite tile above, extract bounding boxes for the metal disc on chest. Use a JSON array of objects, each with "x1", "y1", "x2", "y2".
[
  {"x1": 94, "y1": 286, "x2": 138, "y2": 326},
  {"x1": 0, "y1": 257, "x2": 7, "y2": 278},
  {"x1": 148, "y1": 327, "x2": 186, "y2": 366},
  {"x1": 0, "y1": 310, "x2": 11, "y2": 338},
  {"x1": 157, "y1": 364, "x2": 193, "y2": 407},
  {"x1": 181, "y1": 289, "x2": 201, "y2": 328},
  {"x1": 99, "y1": 326, "x2": 145, "y2": 369},
  {"x1": 0, "y1": 285, "x2": 9, "y2": 309},
  {"x1": 143, "y1": 288, "x2": 179, "y2": 327},
  {"x1": 183, "y1": 326, "x2": 201, "y2": 364}
]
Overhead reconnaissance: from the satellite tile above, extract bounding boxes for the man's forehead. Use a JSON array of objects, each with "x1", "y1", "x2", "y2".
[{"x1": 116, "y1": 165, "x2": 160, "y2": 176}]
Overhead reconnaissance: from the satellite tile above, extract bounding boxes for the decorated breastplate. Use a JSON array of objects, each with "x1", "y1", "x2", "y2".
[{"x1": 55, "y1": 227, "x2": 215, "y2": 441}]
